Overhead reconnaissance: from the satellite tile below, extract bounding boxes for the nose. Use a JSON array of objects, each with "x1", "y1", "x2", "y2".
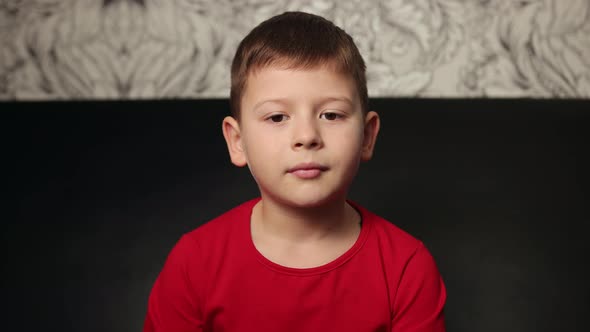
[{"x1": 292, "y1": 116, "x2": 323, "y2": 150}]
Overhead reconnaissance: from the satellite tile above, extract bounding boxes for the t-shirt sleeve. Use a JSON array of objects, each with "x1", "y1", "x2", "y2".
[
  {"x1": 143, "y1": 234, "x2": 204, "y2": 332},
  {"x1": 391, "y1": 242, "x2": 447, "y2": 332}
]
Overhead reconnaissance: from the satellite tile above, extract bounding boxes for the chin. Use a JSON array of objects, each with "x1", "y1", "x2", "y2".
[
  {"x1": 289, "y1": 198, "x2": 328, "y2": 209},
  {"x1": 281, "y1": 191, "x2": 343, "y2": 209}
]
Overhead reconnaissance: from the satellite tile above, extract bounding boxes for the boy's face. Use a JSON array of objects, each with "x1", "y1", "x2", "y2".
[{"x1": 223, "y1": 65, "x2": 379, "y2": 208}]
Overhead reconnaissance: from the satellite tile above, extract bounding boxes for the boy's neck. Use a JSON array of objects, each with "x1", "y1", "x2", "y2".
[{"x1": 251, "y1": 196, "x2": 360, "y2": 243}]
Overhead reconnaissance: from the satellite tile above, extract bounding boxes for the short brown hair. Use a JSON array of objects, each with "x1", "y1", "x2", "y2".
[{"x1": 230, "y1": 11, "x2": 368, "y2": 118}]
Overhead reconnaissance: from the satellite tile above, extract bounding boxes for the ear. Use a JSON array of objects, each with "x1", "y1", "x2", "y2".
[
  {"x1": 361, "y1": 111, "x2": 380, "y2": 162},
  {"x1": 222, "y1": 116, "x2": 248, "y2": 167}
]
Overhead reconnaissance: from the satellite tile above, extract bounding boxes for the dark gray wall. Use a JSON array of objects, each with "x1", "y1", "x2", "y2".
[{"x1": 4, "y1": 99, "x2": 589, "y2": 331}]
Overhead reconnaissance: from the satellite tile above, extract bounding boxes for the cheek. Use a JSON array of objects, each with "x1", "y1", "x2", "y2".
[
  {"x1": 330, "y1": 124, "x2": 364, "y2": 150},
  {"x1": 243, "y1": 135, "x2": 281, "y2": 168}
]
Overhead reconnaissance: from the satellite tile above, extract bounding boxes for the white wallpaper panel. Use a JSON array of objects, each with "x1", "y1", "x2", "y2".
[{"x1": 1, "y1": 0, "x2": 589, "y2": 100}]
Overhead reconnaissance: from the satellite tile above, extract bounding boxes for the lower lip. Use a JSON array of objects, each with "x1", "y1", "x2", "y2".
[{"x1": 290, "y1": 169, "x2": 323, "y2": 179}]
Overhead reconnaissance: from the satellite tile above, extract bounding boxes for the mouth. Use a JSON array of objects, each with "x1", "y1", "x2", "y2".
[{"x1": 287, "y1": 163, "x2": 329, "y2": 179}]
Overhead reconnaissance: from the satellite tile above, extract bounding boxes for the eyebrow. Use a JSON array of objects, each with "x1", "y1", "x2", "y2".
[
  {"x1": 252, "y1": 99, "x2": 290, "y2": 112},
  {"x1": 318, "y1": 97, "x2": 354, "y2": 107},
  {"x1": 252, "y1": 96, "x2": 354, "y2": 112}
]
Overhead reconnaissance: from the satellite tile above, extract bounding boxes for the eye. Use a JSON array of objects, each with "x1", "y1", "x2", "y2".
[
  {"x1": 267, "y1": 114, "x2": 288, "y2": 123},
  {"x1": 320, "y1": 112, "x2": 343, "y2": 121}
]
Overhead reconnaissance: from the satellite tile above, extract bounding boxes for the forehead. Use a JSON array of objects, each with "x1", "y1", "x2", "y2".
[{"x1": 241, "y1": 64, "x2": 359, "y2": 111}]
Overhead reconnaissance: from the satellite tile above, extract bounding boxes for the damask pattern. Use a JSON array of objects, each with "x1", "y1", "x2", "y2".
[{"x1": 1, "y1": 0, "x2": 589, "y2": 99}]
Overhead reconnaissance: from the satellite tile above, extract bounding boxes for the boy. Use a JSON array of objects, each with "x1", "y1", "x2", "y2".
[{"x1": 144, "y1": 11, "x2": 446, "y2": 332}]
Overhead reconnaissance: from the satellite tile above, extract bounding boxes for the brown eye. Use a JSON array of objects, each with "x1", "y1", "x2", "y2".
[
  {"x1": 321, "y1": 112, "x2": 342, "y2": 120},
  {"x1": 269, "y1": 114, "x2": 287, "y2": 122}
]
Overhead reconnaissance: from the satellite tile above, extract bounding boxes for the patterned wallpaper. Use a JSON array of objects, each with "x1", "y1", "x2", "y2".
[{"x1": 1, "y1": 0, "x2": 589, "y2": 100}]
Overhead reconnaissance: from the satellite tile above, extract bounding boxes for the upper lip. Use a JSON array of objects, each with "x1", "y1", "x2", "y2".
[{"x1": 287, "y1": 162, "x2": 329, "y2": 173}]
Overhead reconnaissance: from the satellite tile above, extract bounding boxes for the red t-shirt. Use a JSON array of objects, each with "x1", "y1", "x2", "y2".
[{"x1": 144, "y1": 198, "x2": 446, "y2": 331}]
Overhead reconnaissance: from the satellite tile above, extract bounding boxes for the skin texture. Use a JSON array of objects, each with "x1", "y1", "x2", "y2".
[{"x1": 222, "y1": 65, "x2": 380, "y2": 266}]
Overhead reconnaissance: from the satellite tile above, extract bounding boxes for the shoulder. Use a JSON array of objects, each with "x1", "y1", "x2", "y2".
[
  {"x1": 164, "y1": 198, "x2": 258, "y2": 268},
  {"x1": 184, "y1": 197, "x2": 259, "y2": 242},
  {"x1": 351, "y1": 202, "x2": 446, "y2": 328},
  {"x1": 352, "y1": 201, "x2": 442, "y2": 287},
  {"x1": 158, "y1": 197, "x2": 259, "y2": 279},
  {"x1": 352, "y1": 201, "x2": 423, "y2": 254}
]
